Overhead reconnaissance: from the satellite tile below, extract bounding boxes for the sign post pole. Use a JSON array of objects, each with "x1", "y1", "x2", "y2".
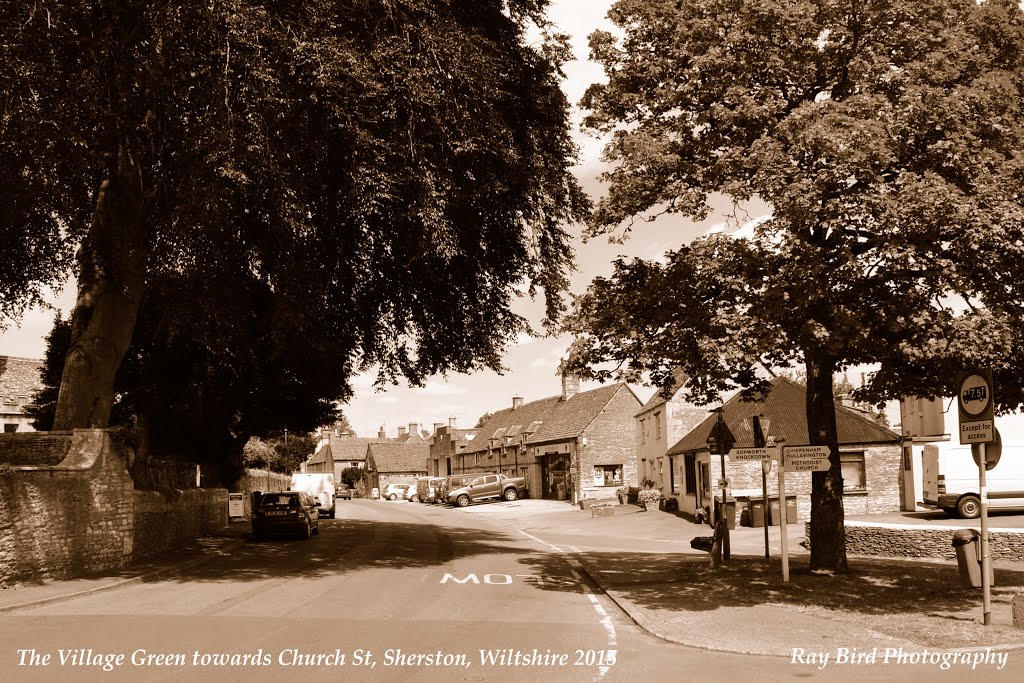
[
  {"x1": 979, "y1": 442, "x2": 991, "y2": 625},
  {"x1": 957, "y1": 369, "x2": 995, "y2": 626},
  {"x1": 776, "y1": 439, "x2": 789, "y2": 582}
]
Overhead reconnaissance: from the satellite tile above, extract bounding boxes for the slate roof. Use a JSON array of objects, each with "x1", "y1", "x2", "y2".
[
  {"x1": 463, "y1": 383, "x2": 639, "y2": 454},
  {"x1": 666, "y1": 376, "x2": 900, "y2": 455},
  {"x1": 367, "y1": 441, "x2": 430, "y2": 473},
  {"x1": 0, "y1": 356, "x2": 43, "y2": 415},
  {"x1": 306, "y1": 434, "x2": 380, "y2": 467}
]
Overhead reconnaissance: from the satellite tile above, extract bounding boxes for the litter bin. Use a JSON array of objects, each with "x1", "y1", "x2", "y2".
[
  {"x1": 768, "y1": 496, "x2": 798, "y2": 525},
  {"x1": 714, "y1": 496, "x2": 736, "y2": 530},
  {"x1": 952, "y1": 529, "x2": 995, "y2": 588},
  {"x1": 745, "y1": 496, "x2": 767, "y2": 528}
]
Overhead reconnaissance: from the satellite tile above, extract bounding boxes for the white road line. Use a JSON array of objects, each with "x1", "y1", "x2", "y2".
[{"x1": 518, "y1": 530, "x2": 617, "y2": 681}]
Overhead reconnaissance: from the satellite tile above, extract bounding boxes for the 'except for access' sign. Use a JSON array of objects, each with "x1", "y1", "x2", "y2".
[
  {"x1": 958, "y1": 369, "x2": 995, "y2": 444},
  {"x1": 783, "y1": 445, "x2": 831, "y2": 473},
  {"x1": 729, "y1": 447, "x2": 772, "y2": 461}
]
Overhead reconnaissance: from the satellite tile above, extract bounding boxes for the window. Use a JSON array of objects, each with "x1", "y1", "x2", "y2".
[
  {"x1": 669, "y1": 456, "x2": 678, "y2": 493},
  {"x1": 841, "y1": 452, "x2": 866, "y2": 491},
  {"x1": 594, "y1": 465, "x2": 623, "y2": 487},
  {"x1": 654, "y1": 412, "x2": 661, "y2": 440},
  {"x1": 684, "y1": 455, "x2": 696, "y2": 495},
  {"x1": 639, "y1": 419, "x2": 646, "y2": 443}
]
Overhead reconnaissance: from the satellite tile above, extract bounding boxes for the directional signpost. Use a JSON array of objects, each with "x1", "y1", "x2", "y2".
[
  {"x1": 783, "y1": 445, "x2": 831, "y2": 473},
  {"x1": 957, "y1": 369, "x2": 995, "y2": 626},
  {"x1": 729, "y1": 447, "x2": 771, "y2": 462}
]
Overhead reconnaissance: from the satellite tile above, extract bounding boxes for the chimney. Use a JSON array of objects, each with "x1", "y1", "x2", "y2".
[
  {"x1": 408, "y1": 422, "x2": 419, "y2": 437},
  {"x1": 397, "y1": 425, "x2": 408, "y2": 437},
  {"x1": 449, "y1": 416, "x2": 457, "y2": 428},
  {"x1": 561, "y1": 373, "x2": 580, "y2": 401},
  {"x1": 433, "y1": 422, "x2": 443, "y2": 435},
  {"x1": 378, "y1": 425, "x2": 386, "y2": 439},
  {"x1": 512, "y1": 396, "x2": 524, "y2": 410}
]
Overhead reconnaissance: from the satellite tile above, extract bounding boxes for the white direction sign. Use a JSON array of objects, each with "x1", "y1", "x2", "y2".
[
  {"x1": 783, "y1": 445, "x2": 831, "y2": 472},
  {"x1": 730, "y1": 447, "x2": 772, "y2": 461}
]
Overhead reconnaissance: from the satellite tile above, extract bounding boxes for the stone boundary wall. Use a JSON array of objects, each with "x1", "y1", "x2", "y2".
[
  {"x1": 133, "y1": 488, "x2": 228, "y2": 561},
  {"x1": 0, "y1": 430, "x2": 231, "y2": 586},
  {"x1": 234, "y1": 469, "x2": 292, "y2": 519},
  {"x1": 0, "y1": 431, "x2": 75, "y2": 466},
  {"x1": 803, "y1": 521, "x2": 1024, "y2": 562}
]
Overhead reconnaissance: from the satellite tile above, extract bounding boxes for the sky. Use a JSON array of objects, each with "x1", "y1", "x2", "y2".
[{"x1": 0, "y1": 1, "x2": 764, "y2": 439}]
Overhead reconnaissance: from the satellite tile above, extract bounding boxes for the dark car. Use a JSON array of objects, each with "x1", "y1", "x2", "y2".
[{"x1": 252, "y1": 491, "x2": 321, "y2": 540}]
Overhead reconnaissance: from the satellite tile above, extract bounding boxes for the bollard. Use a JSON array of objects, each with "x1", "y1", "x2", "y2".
[{"x1": 1013, "y1": 594, "x2": 1024, "y2": 629}]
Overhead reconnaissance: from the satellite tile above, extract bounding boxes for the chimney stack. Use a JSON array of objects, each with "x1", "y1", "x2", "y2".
[
  {"x1": 408, "y1": 422, "x2": 419, "y2": 437},
  {"x1": 448, "y1": 416, "x2": 457, "y2": 428},
  {"x1": 561, "y1": 374, "x2": 580, "y2": 401},
  {"x1": 512, "y1": 396, "x2": 524, "y2": 410},
  {"x1": 433, "y1": 422, "x2": 443, "y2": 435},
  {"x1": 397, "y1": 425, "x2": 408, "y2": 437},
  {"x1": 378, "y1": 426, "x2": 386, "y2": 439}
]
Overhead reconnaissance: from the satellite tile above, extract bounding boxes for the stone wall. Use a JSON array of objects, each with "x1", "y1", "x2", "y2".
[
  {"x1": 803, "y1": 521, "x2": 1024, "y2": 562},
  {"x1": 578, "y1": 386, "x2": 643, "y2": 503},
  {"x1": 233, "y1": 469, "x2": 291, "y2": 519},
  {"x1": 0, "y1": 431, "x2": 75, "y2": 466},
  {"x1": 0, "y1": 430, "x2": 231, "y2": 586}
]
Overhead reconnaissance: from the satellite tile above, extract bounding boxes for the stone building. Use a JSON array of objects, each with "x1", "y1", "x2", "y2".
[
  {"x1": 461, "y1": 378, "x2": 642, "y2": 504},
  {"x1": 666, "y1": 376, "x2": 902, "y2": 523},
  {"x1": 0, "y1": 356, "x2": 43, "y2": 433},
  {"x1": 428, "y1": 418, "x2": 479, "y2": 477}
]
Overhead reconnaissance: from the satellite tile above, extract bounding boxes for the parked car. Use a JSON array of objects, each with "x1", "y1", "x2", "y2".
[
  {"x1": 252, "y1": 491, "x2": 320, "y2": 540},
  {"x1": 448, "y1": 473, "x2": 528, "y2": 508},
  {"x1": 336, "y1": 485, "x2": 353, "y2": 500},
  {"x1": 405, "y1": 486, "x2": 420, "y2": 503},
  {"x1": 436, "y1": 475, "x2": 474, "y2": 505},
  {"x1": 415, "y1": 476, "x2": 446, "y2": 503},
  {"x1": 382, "y1": 483, "x2": 410, "y2": 501}
]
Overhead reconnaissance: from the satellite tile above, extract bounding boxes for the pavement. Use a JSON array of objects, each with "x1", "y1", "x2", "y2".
[{"x1": 2, "y1": 500, "x2": 1023, "y2": 658}]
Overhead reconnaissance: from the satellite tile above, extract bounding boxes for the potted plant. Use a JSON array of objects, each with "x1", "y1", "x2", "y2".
[
  {"x1": 637, "y1": 488, "x2": 662, "y2": 511},
  {"x1": 615, "y1": 486, "x2": 628, "y2": 505}
]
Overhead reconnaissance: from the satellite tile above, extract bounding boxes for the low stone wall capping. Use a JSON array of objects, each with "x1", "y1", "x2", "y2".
[
  {"x1": 0, "y1": 430, "x2": 231, "y2": 586},
  {"x1": 803, "y1": 521, "x2": 1024, "y2": 562}
]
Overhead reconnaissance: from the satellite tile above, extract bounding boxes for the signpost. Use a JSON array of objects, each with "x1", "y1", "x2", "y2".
[
  {"x1": 783, "y1": 445, "x2": 831, "y2": 473},
  {"x1": 957, "y1": 369, "x2": 994, "y2": 626},
  {"x1": 774, "y1": 438, "x2": 789, "y2": 582}
]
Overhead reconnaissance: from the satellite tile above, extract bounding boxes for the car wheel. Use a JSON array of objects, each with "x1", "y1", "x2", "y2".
[
  {"x1": 956, "y1": 495, "x2": 981, "y2": 519},
  {"x1": 300, "y1": 519, "x2": 312, "y2": 539},
  {"x1": 503, "y1": 488, "x2": 519, "y2": 502},
  {"x1": 456, "y1": 495, "x2": 470, "y2": 508},
  {"x1": 410, "y1": 495, "x2": 419, "y2": 503},
  {"x1": 312, "y1": 519, "x2": 320, "y2": 536},
  {"x1": 388, "y1": 494, "x2": 397, "y2": 501}
]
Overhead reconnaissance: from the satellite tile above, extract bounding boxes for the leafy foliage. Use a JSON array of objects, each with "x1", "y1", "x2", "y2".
[
  {"x1": 340, "y1": 465, "x2": 363, "y2": 489},
  {"x1": 1, "y1": 0, "x2": 586, "y2": 428},
  {"x1": 569, "y1": 0, "x2": 1024, "y2": 571}
]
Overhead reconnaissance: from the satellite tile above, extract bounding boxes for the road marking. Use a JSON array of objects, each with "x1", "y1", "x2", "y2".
[{"x1": 518, "y1": 531, "x2": 616, "y2": 681}]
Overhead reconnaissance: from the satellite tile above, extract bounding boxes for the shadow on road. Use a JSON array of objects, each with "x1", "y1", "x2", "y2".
[{"x1": 143, "y1": 519, "x2": 545, "y2": 585}]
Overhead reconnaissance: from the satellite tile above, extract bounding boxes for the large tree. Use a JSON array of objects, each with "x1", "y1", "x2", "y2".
[
  {"x1": 1, "y1": 1, "x2": 586, "y2": 430},
  {"x1": 566, "y1": 0, "x2": 1024, "y2": 572}
]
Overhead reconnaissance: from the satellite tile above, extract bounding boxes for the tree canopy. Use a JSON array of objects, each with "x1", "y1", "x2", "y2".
[
  {"x1": 566, "y1": 0, "x2": 1024, "y2": 572},
  {"x1": 1, "y1": 1, "x2": 586, "y2": 446}
]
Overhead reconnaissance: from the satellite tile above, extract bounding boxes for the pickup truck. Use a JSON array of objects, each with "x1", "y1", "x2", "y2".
[{"x1": 448, "y1": 473, "x2": 528, "y2": 507}]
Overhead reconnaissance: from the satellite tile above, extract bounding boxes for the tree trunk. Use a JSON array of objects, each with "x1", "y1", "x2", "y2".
[
  {"x1": 805, "y1": 352, "x2": 848, "y2": 573},
  {"x1": 52, "y1": 144, "x2": 147, "y2": 430}
]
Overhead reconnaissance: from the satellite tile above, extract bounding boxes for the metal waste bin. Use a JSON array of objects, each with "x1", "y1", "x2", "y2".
[{"x1": 952, "y1": 529, "x2": 994, "y2": 588}]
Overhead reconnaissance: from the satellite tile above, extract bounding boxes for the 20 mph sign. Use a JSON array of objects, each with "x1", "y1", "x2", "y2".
[{"x1": 958, "y1": 369, "x2": 994, "y2": 444}]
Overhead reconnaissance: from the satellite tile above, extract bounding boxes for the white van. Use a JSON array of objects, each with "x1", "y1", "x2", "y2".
[
  {"x1": 922, "y1": 443, "x2": 1024, "y2": 518},
  {"x1": 290, "y1": 472, "x2": 336, "y2": 518}
]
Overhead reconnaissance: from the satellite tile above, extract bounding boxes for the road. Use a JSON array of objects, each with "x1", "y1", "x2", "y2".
[{"x1": 1, "y1": 500, "x2": 1019, "y2": 682}]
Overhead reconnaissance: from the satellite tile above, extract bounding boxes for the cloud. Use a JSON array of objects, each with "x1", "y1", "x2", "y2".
[{"x1": 418, "y1": 381, "x2": 469, "y2": 397}]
